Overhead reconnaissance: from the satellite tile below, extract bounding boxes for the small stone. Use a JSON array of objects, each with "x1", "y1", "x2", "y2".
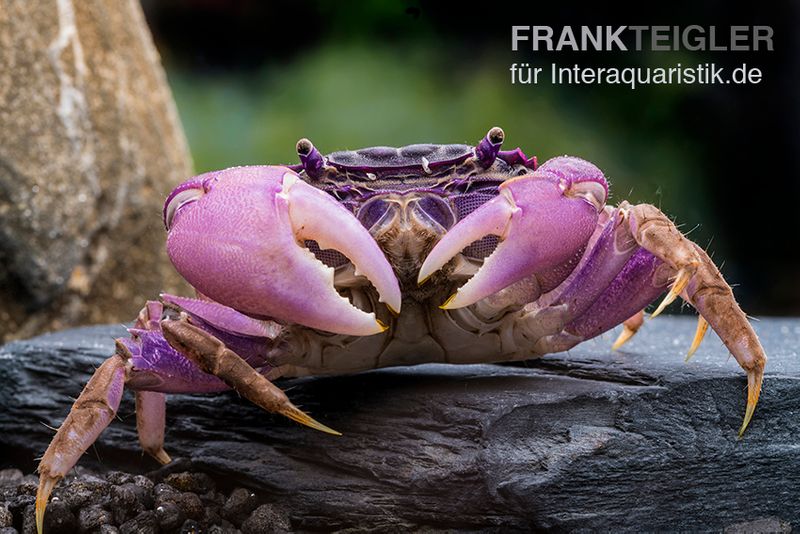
[
  {"x1": 180, "y1": 519, "x2": 202, "y2": 533},
  {"x1": 119, "y1": 510, "x2": 157, "y2": 534},
  {"x1": 99, "y1": 525, "x2": 119, "y2": 534},
  {"x1": 165, "y1": 472, "x2": 215, "y2": 494},
  {"x1": 155, "y1": 502, "x2": 185, "y2": 531},
  {"x1": 110, "y1": 484, "x2": 144, "y2": 524},
  {"x1": 0, "y1": 504, "x2": 12, "y2": 527},
  {"x1": 222, "y1": 487, "x2": 258, "y2": 526},
  {"x1": 241, "y1": 504, "x2": 291, "y2": 534},
  {"x1": 77, "y1": 504, "x2": 112, "y2": 532},
  {"x1": 61, "y1": 476, "x2": 110, "y2": 510},
  {"x1": 106, "y1": 471, "x2": 134, "y2": 485},
  {"x1": 41, "y1": 500, "x2": 77, "y2": 534},
  {"x1": 0, "y1": 526, "x2": 18, "y2": 534},
  {"x1": 154, "y1": 482, "x2": 180, "y2": 506},
  {"x1": 7, "y1": 494, "x2": 34, "y2": 517},
  {"x1": 20, "y1": 505, "x2": 34, "y2": 534},
  {"x1": 173, "y1": 492, "x2": 204, "y2": 520},
  {"x1": 14, "y1": 479, "x2": 36, "y2": 497},
  {"x1": 0, "y1": 470, "x2": 23, "y2": 487},
  {"x1": 133, "y1": 475, "x2": 154, "y2": 493}
]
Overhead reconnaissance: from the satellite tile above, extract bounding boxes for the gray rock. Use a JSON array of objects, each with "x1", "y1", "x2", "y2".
[
  {"x1": 0, "y1": 0, "x2": 191, "y2": 342},
  {"x1": 0, "y1": 317, "x2": 798, "y2": 531},
  {"x1": 0, "y1": 527, "x2": 17, "y2": 534}
]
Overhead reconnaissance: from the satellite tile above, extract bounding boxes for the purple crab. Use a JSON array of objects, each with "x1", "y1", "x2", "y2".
[{"x1": 35, "y1": 128, "x2": 766, "y2": 532}]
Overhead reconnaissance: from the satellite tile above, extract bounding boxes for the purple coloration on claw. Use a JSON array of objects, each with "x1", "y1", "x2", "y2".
[
  {"x1": 419, "y1": 156, "x2": 608, "y2": 308},
  {"x1": 161, "y1": 293, "x2": 282, "y2": 339},
  {"x1": 165, "y1": 166, "x2": 401, "y2": 336}
]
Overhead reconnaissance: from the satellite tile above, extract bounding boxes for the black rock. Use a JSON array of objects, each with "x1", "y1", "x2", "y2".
[
  {"x1": 0, "y1": 505, "x2": 11, "y2": 528},
  {"x1": 165, "y1": 472, "x2": 215, "y2": 494},
  {"x1": 155, "y1": 501, "x2": 185, "y2": 531},
  {"x1": 41, "y1": 500, "x2": 76, "y2": 534},
  {"x1": 222, "y1": 488, "x2": 258, "y2": 526},
  {"x1": 60, "y1": 475, "x2": 110, "y2": 510},
  {"x1": 241, "y1": 504, "x2": 291, "y2": 534},
  {"x1": 0, "y1": 470, "x2": 22, "y2": 487},
  {"x1": 119, "y1": 510, "x2": 157, "y2": 534},
  {"x1": 77, "y1": 504, "x2": 112, "y2": 532},
  {"x1": 1, "y1": 318, "x2": 799, "y2": 531},
  {"x1": 179, "y1": 518, "x2": 202, "y2": 534}
]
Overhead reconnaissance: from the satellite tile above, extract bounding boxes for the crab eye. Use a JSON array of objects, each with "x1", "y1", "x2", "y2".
[{"x1": 164, "y1": 186, "x2": 204, "y2": 230}]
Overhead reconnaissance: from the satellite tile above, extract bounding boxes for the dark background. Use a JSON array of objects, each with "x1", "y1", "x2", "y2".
[{"x1": 141, "y1": 0, "x2": 799, "y2": 315}]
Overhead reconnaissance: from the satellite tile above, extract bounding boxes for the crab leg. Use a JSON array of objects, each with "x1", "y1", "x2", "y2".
[
  {"x1": 135, "y1": 391, "x2": 171, "y2": 465},
  {"x1": 160, "y1": 318, "x2": 340, "y2": 435},
  {"x1": 627, "y1": 203, "x2": 766, "y2": 436},
  {"x1": 36, "y1": 354, "x2": 127, "y2": 534}
]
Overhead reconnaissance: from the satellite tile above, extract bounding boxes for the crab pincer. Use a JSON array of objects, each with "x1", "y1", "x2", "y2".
[
  {"x1": 418, "y1": 156, "x2": 608, "y2": 308},
  {"x1": 164, "y1": 166, "x2": 401, "y2": 335}
]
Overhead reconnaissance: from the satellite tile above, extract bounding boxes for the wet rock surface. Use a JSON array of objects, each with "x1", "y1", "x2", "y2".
[{"x1": 0, "y1": 317, "x2": 798, "y2": 531}]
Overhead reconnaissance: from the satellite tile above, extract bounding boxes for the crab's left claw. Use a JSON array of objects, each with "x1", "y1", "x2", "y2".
[
  {"x1": 165, "y1": 167, "x2": 401, "y2": 336},
  {"x1": 419, "y1": 157, "x2": 608, "y2": 308}
]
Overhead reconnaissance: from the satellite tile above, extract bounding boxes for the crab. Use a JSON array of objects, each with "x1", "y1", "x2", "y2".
[{"x1": 35, "y1": 128, "x2": 766, "y2": 532}]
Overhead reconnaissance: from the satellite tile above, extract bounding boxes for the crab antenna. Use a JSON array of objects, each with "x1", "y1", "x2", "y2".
[
  {"x1": 475, "y1": 126, "x2": 505, "y2": 168},
  {"x1": 296, "y1": 138, "x2": 325, "y2": 180}
]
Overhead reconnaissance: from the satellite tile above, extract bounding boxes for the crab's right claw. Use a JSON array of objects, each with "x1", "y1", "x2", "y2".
[
  {"x1": 165, "y1": 167, "x2": 401, "y2": 336},
  {"x1": 419, "y1": 157, "x2": 608, "y2": 308}
]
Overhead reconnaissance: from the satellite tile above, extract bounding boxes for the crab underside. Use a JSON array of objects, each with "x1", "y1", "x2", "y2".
[{"x1": 34, "y1": 128, "x2": 766, "y2": 533}]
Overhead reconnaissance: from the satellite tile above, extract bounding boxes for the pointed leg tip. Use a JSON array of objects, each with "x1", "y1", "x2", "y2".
[
  {"x1": 686, "y1": 316, "x2": 709, "y2": 363},
  {"x1": 738, "y1": 365, "x2": 765, "y2": 438},
  {"x1": 151, "y1": 448, "x2": 172, "y2": 465},
  {"x1": 36, "y1": 475, "x2": 59, "y2": 534},
  {"x1": 611, "y1": 326, "x2": 636, "y2": 351},
  {"x1": 280, "y1": 405, "x2": 342, "y2": 436}
]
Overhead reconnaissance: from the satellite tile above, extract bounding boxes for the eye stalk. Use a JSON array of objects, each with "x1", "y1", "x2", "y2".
[{"x1": 163, "y1": 180, "x2": 205, "y2": 230}]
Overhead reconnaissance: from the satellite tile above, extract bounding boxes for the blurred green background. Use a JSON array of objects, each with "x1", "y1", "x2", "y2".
[{"x1": 142, "y1": 0, "x2": 799, "y2": 315}]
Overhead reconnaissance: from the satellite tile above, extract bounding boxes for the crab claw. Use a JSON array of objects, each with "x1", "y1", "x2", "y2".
[
  {"x1": 419, "y1": 157, "x2": 607, "y2": 309},
  {"x1": 165, "y1": 166, "x2": 401, "y2": 336}
]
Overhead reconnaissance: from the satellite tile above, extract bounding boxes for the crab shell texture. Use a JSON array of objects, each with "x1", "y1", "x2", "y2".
[{"x1": 35, "y1": 128, "x2": 767, "y2": 534}]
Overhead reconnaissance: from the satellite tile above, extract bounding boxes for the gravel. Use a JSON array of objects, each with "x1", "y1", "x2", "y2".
[{"x1": 0, "y1": 468, "x2": 290, "y2": 534}]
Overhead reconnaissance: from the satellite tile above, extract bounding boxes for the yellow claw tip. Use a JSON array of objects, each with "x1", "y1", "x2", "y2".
[
  {"x1": 438, "y1": 293, "x2": 458, "y2": 310},
  {"x1": 738, "y1": 365, "x2": 764, "y2": 438},
  {"x1": 151, "y1": 448, "x2": 172, "y2": 465},
  {"x1": 36, "y1": 476, "x2": 58, "y2": 534},
  {"x1": 611, "y1": 326, "x2": 636, "y2": 351},
  {"x1": 376, "y1": 318, "x2": 389, "y2": 332},
  {"x1": 281, "y1": 405, "x2": 342, "y2": 436},
  {"x1": 685, "y1": 316, "x2": 709, "y2": 362},
  {"x1": 417, "y1": 274, "x2": 431, "y2": 287}
]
